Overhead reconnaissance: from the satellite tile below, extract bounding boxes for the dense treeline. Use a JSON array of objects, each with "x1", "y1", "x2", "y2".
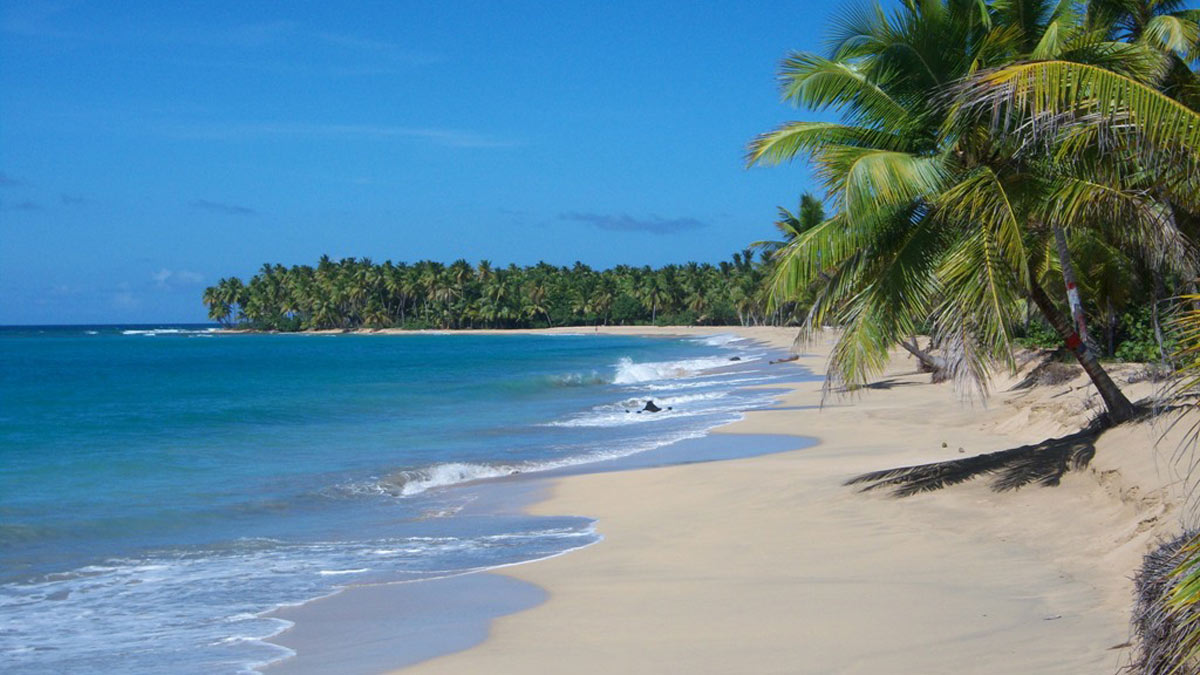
[{"x1": 202, "y1": 251, "x2": 804, "y2": 331}]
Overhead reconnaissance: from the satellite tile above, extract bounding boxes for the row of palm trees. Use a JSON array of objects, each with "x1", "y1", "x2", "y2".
[{"x1": 202, "y1": 251, "x2": 796, "y2": 331}]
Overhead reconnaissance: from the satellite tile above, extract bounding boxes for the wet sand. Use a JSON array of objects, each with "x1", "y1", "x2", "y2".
[{"x1": 394, "y1": 327, "x2": 1192, "y2": 674}]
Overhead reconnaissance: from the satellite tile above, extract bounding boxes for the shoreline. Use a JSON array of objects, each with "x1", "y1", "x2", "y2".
[
  {"x1": 259, "y1": 326, "x2": 807, "y2": 673},
  {"x1": 261, "y1": 432, "x2": 815, "y2": 675},
  {"x1": 390, "y1": 326, "x2": 1191, "y2": 674},
  {"x1": 253, "y1": 325, "x2": 1194, "y2": 674}
]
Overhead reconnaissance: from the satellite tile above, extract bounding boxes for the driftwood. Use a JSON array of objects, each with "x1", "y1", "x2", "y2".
[{"x1": 899, "y1": 338, "x2": 950, "y2": 382}]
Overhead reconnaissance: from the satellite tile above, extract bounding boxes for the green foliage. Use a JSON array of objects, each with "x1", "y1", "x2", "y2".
[
  {"x1": 1115, "y1": 306, "x2": 1169, "y2": 364},
  {"x1": 656, "y1": 310, "x2": 699, "y2": 327},
  {"x1": 746, "y1": 0, "x2": 1197, "y2": 411},
  {"x1": 202, "y1": 253, "x2": 782, "y2": 331},
  {"x1": 1014, "y1": 320, "x2": 1060, "y2": 350},
  {"x1": 1013, "y1": 308, "x2": 1172, "y2": 363},
  {"x1": 1160, "y1": 300, "x2": 1200, "y2": 670},
  {"x1": 608, "y1": 294, "x2": 645, "y2": 325}
]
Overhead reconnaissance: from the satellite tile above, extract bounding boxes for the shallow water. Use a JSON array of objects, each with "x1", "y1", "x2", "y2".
[{"x1": 0, "y1": 326, "x2": 804, "y2": 673}]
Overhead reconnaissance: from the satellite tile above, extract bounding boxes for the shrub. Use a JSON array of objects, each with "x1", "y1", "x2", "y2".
[
  {"x1": 1015, "y1": 319, "x2": 1060, "y2": 350},
  {"x1": 1115, "y1": 307, "x2": 1169, "y2": 364}
]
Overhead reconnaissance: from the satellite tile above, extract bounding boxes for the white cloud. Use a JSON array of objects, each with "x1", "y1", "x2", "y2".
[{"x1": 152, "y1": 268, "x2": 204, "y2": 289}]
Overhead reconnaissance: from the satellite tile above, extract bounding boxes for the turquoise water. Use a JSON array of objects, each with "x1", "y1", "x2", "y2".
[{"x1": 0, "y1": 326, "x2": 792, "y2": 673}]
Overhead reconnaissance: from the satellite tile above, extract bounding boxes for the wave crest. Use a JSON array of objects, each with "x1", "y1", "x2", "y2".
[
  {"x1": 383, "y1": 462, "x2": 524, "y2": 496},
  {"x1": 122, "y1": 328, "x2": 219, "y2": 337},
  {"x1": 691, "y1": 333, "x2": 746, "y2": 347},
  {"x1": 549, "y1": 372, "x2": 608, "y2": 387},
  {"x1": 612, "y1": 355, "x2": 749, "y2": 384}
]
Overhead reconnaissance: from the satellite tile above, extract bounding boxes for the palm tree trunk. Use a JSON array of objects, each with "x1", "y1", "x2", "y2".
[
  {"x1": 899, "y1": 337, "x2": 949, "y2": 382},
  {"x1": 1152, "y1": 269, "x2": 1169, "y2": 367},
  {"x1": 1105, "y1": 299, "x2": 1116, "y2": 358},
  {"x1": 1053, "y1": 226, "x2": 1090, "y2": 347},
  {"x1": 1028, "y1": 280, "x2": 1136, "y2": 424}
]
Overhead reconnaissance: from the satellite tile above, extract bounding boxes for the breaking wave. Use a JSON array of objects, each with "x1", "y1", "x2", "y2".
[
  {"x1": 121, "y1": 328, "x2": 220, "y2": 337},
  {"x1": 690, "y1": 333, "x2": 747, "y2": 347},
  {"x1": 612, "y1": 355, "x2": 753, "y2": 384}
]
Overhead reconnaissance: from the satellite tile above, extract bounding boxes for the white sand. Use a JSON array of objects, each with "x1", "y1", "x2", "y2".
[{"x1": 379, "y1": 326, "x2": 1194, "y2": 674}]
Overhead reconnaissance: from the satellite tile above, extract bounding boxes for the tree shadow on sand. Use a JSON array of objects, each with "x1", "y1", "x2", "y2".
[{"x1": 845, "y1": 419, "x2": 1107, "y2": 498}]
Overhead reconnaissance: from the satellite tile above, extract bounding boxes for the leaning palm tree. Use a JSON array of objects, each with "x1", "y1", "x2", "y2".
[{"x1": 747, "y1": 0, "x2": 1194, "y2": 422}]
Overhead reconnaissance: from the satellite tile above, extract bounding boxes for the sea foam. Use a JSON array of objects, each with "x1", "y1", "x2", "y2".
[
  {"x1": 612, "y1": 355, "x2": 752, "y2": 384},
  {"x1": 691, "y1": 333, "x2": 746, "y2": 347},
  {"x1": 1, "y1": 328, "x2": 797, "y2": 674},
  {"x1": 121, "y1": 328, "x2": 219, "y2": 336}
]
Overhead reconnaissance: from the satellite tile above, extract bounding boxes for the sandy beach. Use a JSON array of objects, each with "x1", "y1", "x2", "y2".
[{"x1": 368, "y1": 325, "x2": 1195, "y2": 674}]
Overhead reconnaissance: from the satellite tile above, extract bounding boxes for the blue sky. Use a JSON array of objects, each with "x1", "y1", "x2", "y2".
[{"x1": 0, "y1": 1, "x2": 837, "y2": 324}]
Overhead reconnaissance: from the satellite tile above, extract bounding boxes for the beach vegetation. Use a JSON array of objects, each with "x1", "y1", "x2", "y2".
[
  {"x1": 203, "y1": 254, "x2": 782, "y2": 331},
  {"x1": 748, "y1": 0, "x2": 1199, "y2": 424},
  {"x1": 1132, "y1": 529, "x2": 1200, "y2": 674}
]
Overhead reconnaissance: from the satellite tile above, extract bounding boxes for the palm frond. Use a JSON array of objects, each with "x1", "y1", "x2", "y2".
[
  {"x1": 1132, "y1": 531, "x2": 1200, "y2": 674},
  {"x1": 1142, "y1": 13, "x2": 1200, "y2": 60},
  {"x1": 1056, "y1": 35, "x2": 1170, "y2": 83},
  {"x1": 826, "y1": 2, "x2": 891, "y2": 60},
  {"x1": 934, "y1": 227, "x2": 1024, "y2": 387},
  {"x1": 1171, "y1": 295, "x2": 1200, "y2": 403},
  {"x1": 1041, "y1": 172, "x2": 1198, "y2": 278},
  {"x1": 764, "y1": 213, "x2": 864, "y2": 308},
  {"x1": 951, "y1": 61, "x2": 1200, "y2": 176},
  {"x1": 745, "y1": 122, "x2": 908, "y2": 167},
  {"x1": 826, "y1": 213, "x2": 945, "y2": 387},
  {"x1": 1031, "y1": 19, "x2": 1066, "y2": 59},
  {"x1": 776, "y1": 52, "x2": 909, "y2": 125},
  {"x1": 818, "y1": 147, "x2": 949, "y2": 221},
  {"x1": 794, "y1": 248, "x2": 869, "y2": 335},
  {"x1": 925, "y1": 164, "x2": 1032, "y2": 388},
  {"x1": 935, "y1": 167, "x2": 1029, "y2": 282}
]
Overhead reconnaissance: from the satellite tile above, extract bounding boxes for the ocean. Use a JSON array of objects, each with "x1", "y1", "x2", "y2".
[{"x1": 0, "y1": 326, "x2": 800, "y2": 673}]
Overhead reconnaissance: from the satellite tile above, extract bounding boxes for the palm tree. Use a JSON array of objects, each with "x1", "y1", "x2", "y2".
[
  {"x1": 1090, "y1": 0, "x2": 1200, "y2": 107},
  {"x1": 590, "y1": 279, "x2": 616, "y2": 326},
  {"x1": 203, "y1": 283, "x2": 231, "y2": 326},
  {"x1": 522, "y1": 281, "x2": 553, "y2": 327},
  {"x1": 753, "y1": 193, "x2": 826, "y2": 257},
  {"x1": 747, "y1": 0, "x2": 1194, "y2": 422},
  {"x1": 218, "y1": 277, "x2": 246, "y2": 325},
  {"x1": 201, "y1": 242, "x2": 811, "y2": 331},
  {"x1": 637, "y1": 274, "x2": 668, "y2": 323}
]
